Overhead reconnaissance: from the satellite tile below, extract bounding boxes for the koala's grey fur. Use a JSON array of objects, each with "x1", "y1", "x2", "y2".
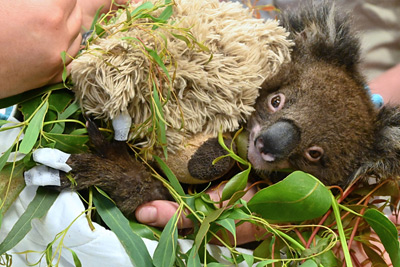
[{"x1": 247, "y1": 1, "x2": 400, "y2": 186}]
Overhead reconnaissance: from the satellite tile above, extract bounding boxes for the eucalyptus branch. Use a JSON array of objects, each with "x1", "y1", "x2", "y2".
[{"x1": 43, "y1": 119, "x2": 87, "y2": 128}]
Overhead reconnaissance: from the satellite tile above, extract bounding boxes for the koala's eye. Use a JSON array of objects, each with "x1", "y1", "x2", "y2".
[
  {"x1": 267, "y1": 93, "x2": 285, "y2": 112},
  {"x1": 305, "y1": 146, "x2": 324, "y2": 162}
]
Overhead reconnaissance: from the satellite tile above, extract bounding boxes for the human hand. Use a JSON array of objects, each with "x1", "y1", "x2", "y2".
[
  {"x1": 135, "y1": 183, "x2": 267, "y2": 246},
  {"x1": 370, "y1": 64, "x2": 400, "y2": 105},
  {"x1": 0, "y1": 0, "x2": 139, "y2": 99}
]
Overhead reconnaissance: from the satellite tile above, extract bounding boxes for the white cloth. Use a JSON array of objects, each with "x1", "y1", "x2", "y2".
[
  {"x1": 33, "y1": 148, "x2": 72, "y2": 173},
  {"x1": 0, "y1": 187, "x2": 252, "y2": 266}
]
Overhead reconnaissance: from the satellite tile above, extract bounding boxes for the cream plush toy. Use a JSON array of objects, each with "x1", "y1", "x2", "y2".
[{"x1": 70, "y1": 0, "x2": 292, "y2": 184}]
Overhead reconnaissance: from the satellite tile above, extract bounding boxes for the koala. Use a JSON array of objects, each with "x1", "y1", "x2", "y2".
[
  {"x1": 247, "y1": 1, "x2": 400, "y2": 186},
  {"x1": 60, "y1": 1, "x2": 400, "y2": 217}
]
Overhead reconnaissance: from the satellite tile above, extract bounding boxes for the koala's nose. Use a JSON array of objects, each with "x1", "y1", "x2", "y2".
[{"x1": 255, "y1": 120, "x2": 300, "y2": 161}]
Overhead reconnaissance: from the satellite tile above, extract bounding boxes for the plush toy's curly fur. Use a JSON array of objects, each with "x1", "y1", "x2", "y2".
[{"x1": 70, "y1": 0, "x2": 292, "y2": 153}]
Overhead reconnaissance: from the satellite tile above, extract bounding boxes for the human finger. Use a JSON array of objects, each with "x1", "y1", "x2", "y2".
[{"x1": 135, "y1": 200, "x2": 194, "y2": 229}]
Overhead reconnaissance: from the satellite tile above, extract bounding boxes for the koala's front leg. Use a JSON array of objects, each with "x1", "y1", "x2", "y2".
[
  {"x1": 164, "y1": 133, "x2": 237, "y2": 184},
  {"x1": 60, "y1": 153, "x2": 170, "y2": 218},
  {"x1": 59, "y1": 120, "x2": 170, "y2": 218}
]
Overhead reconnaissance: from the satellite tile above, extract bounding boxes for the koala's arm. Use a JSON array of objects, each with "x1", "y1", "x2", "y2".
[{"x1": 59, "y1": 121, "x2": 170, "y2": 218}]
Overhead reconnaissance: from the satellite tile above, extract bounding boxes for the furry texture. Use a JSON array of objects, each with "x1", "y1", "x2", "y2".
[
  {"x1": 247, "y1": 1, "x2": 400, "y2": 186},
  {"x1": 60, "y1": 120, "x2": 170, "y2": 217},
  {"x1": 70, "y1": 0, "x2": 292, "y2": 153}
]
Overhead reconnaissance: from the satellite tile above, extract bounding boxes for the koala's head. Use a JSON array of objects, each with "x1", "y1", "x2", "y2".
[{"x1": 247, "y1": 2, "x2": 400, "y2": 186}]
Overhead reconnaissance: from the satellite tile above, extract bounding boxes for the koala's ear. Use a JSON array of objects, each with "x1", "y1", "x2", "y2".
[{"x1": 354, "y1": 106, "x2": 400, "y2": 181}]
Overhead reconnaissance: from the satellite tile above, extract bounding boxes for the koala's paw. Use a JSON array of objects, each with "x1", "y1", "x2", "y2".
[{"x1": 188, "y1": 136, "x2": 236, "y2": 182}]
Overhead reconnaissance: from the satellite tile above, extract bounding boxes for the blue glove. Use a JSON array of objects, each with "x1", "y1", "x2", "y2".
[{"x1": 365, "y1": 85, "x2": 384, "y2": 108}]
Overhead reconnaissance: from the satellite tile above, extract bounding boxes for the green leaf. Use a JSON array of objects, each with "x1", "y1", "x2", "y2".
[
  {"x1": 152, "y1": 83, "x2": 168, "y2": 159},
  {"x1": 60, "y1": 51, "x2": 68, "y2": 83},
  {"x1": 187, "y1": 245, "x2": 201, "y2": 267},
  {"x1": 242, "y1": 254, "x2": 254, "y2": 266},
  {"x1": 92, "y1": 190, "x2": 153, "y2": 267},
  {"x1": 67, "y1": 248, "x2": 82, "y2": 267},
  {"x1": 0, "y1": 145, "x2": 13, "y2": 173},
  {"x1": 194, "y1": 208, "x2": 225, "y2": 252},
  {"x1": 48, "y1": 90, "x2": 75, "y2": 113},
  {"x1": 247, "y1": 171, "x2": 331, "y2": 222},
  {"x1": 153, "y1": 155, "x2": 184, "y2": 196},
  {"x1": 171, "y1": 33, "x2": 191, "y2": 47},
  {"x1": 90, "y1": 5, "x2": 104, "y2": 31},
  {"x1": 221, "y1": 167, "x2": 250, "y2": 201},
  {"x1": 363, "y1": 209, "x2": 400, "y2": 267},
  {"x1": 301, "y1": 259, "x2": 318, "y2": 267},
  {"x1": 95, "y1": 24, "x2": 105, "y2": 37},
  {"x1": 130, "y1": 1, "x2": 154, "y2": 18},
  {"x1": 0, "y1": 162, "x2": 25, "y2": 215},
  {"x1": 331, "y1": 193, "x2": 352, "y2": 267},
  {"x1": 0, "y1": 120, "x2": 10, "y2": 127},
  {"x1": 129, "y1": 219, "x2": 161, "y2": 241},
  {"x1": 19, "y1": 101, "x2": 49, "y2": 154},
  {"x1": 153, "y1": 213, "x2": 178, "y2": 267},
  {"x1": 361, "y1": 243, "x2": 389, "y2": 266},
  {"x1": 152, "y1": 1, "x2": 173, "y2": 30},
  {"x1": 0, "y1": 83, "x2": 67, "y2": 109},
  {"x1": 0, "y1": 187, "x2": 58, "y2": 255},
  {"x1": 216, "y1": 218, "x2": 236, "y2": 241},
  {"x1": 149, "y1": 50, "x2": 170, "y2": 81},
  {"x1": 42, "y1": 132, "x2": 89, "y2": 154}
]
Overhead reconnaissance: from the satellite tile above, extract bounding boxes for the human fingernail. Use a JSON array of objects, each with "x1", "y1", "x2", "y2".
[{"x1": 137, "y1": 206, "x2": 157, "y2": 223}]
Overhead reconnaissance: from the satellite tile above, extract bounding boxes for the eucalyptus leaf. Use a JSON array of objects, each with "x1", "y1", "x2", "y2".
[
  {"x1": 92, "y1": 190, "x2": 153, "y2": 267},
  {"x1": 247, "y1": 171, "x2": 331, "y2": 222},
  {"x1": 194, "y1": 194, "x2": 216, "y2": 215},
  {"x1": 0, "y1": 145, "x2": 13, "y2": 173},
  {"x1": 242, "y1": 254, "x2": 254, "y2": 266},
  {"x1": 194, "y1": 208, "x2": 225, "y2": 252},
  {"x1": 19, "y1": 101, "x2": 49, "y2": 154},
  {"x1": 152, "y1": 83, "x2": 168, "y2": 159},
  {"x1": 60, "y1": 51, "x2": 68, "y2": 83},
  {"x1": 361, "y1": 243, "x2": 389, "y2": 266},
  {"x1": 216, "y1": 218, "x2": 236, "y2": 241},
  {"x1": 0, "y1": 120, "x2": 10, "y2": 127},
  {"x1": 42, "y1": 132, "x2": 89, "y2": 154},
  {"x1": 220, "y1": 207, "x2": 251, "y2": 221},
  {"x1": 221, "y1": 167, "x2": 249, "y2": 201},
  {"x1": 130, "y1": 1, "x2": 154, "y2": 18},
  {"x1": 301, "y1": 259, "x2": 318, "y2": 267},
  {"x1": 68, "y1": 248, "x2": 82, "y2": 267},
  {"x1": 0, "y1": 187, "x2": 58, "y2": 255},
  {"x1": 149, "y1": 50, "x2": 171, "y2": 81},
  {"x1": 153, "y1": 213, "x2": 178, "y2": 267},
  {"x1": 152, "y1": 0, "x2": 172, "y2": 30},
  {"x1": 363, "y1": 209, "x2": 400, "y2": 267},
  {"x1": 129, "y1": 220, "x2": 161, "y2": 241},
  {"x1": 0, "y1": 83, "x2": 67, "y2": 109},
  {"x1": 0, "y1": 162, "x2": 25, "y2": 215},
  {"x1": 153, "y1": 155, "x2": 184, "y2": 196},
  {"x1": 187, "y1": 245, "x2": 201, "y2": 267}
]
